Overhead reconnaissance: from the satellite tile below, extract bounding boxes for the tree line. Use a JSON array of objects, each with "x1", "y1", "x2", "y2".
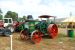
[{"x1": 0, "y1": 8, "x2": 26, "y2": 21}]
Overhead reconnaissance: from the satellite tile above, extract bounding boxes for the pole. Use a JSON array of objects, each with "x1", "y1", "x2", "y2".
[
  {"x1": 10, "y1": 35, "x2": 12, "y2": 50},
  {"x1": 70, "y1": 12, "x2": 73, "y2": 29},
  {"x1": 54, "y1": 16, "x2": 56, "y2": 24}
]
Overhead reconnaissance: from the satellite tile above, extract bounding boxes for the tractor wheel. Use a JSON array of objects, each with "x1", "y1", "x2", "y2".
[
  {"x1": 0, "y1": 29, "x2": 4, "y2": 35},
  {"x1": 47, "y1": 24, "x2": 58, "y2": 38},
  {"x1": 4, "y1": 28, "x2": 11, "y2": 36},
  {"x1": 31, "y1": 30, "x2": 42, "y2": 44},
  {"x1": 20, "y1": 30, "x2": 29, "y2": 40},
  {"x1": 7, "y1": 26, "x2": 14, "y2": 33}
]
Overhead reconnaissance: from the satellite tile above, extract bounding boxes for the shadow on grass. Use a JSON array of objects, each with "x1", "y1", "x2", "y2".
[
  {"x1": 42, "y1": 35, "x2": 50, "y2": 39},
  {"x1": 0, "y1": 35, "x2": 10, "y2": 37},
  {"x1": 14, "y1": 37, "x2": 35, "y2": 45},
  {"x1": 58, "y1": 33, "x2": 75, "y2": 38},
  {"x1": 57, "y1": 33, "x2": 67, "y2": 38},
  {"x1": 42, "y1": 34, "x2": 67, "y2": 39},
  {"x1": 56, "y1": 33, "x2": 75, "y2": 42}
]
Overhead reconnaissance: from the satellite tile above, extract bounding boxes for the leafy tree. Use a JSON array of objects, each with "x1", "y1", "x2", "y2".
[
  {"x1": 23, "y1": 15, "x2": 27, "y2": 20},
  {"x1": 5, "y1": 11, "x2": 18, "y2": 21},
  {"x1": 0, "y1": 9, "x2": 3, "y2": 20},
  {"x1": 0, "y1": 9, "x2": 2, "y2": 14},
  {"x1": 0, "y1": 15, "x2": 3, "y2": 20},
  {"x1": 17, "y1": 17, "x2": 24, "y2": 22},
  {"x1": 5, "y1": 11, "x2": 12, "y2": 18}
]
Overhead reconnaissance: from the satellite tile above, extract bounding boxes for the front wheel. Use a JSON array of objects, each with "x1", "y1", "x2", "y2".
[
  {"x1": 31, "y1": 30, "x2": 42, "y2": 44},
  {"x1": 4, "y1": 28, "x2": 11, "y2": 36}
]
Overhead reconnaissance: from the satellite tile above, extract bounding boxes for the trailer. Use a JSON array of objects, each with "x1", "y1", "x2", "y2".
[{"x1": 20, "y1": 15, "x2": 58, "y2": 44}]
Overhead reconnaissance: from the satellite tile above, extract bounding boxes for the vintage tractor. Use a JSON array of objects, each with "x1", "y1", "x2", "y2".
[{"x1": 20, "y1": 15, "x2": 58, "y2": 44}]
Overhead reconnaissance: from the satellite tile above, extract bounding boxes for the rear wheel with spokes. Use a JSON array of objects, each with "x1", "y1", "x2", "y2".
[
  {"x1": 31, "y1": 30, "x2": 42, "y2": 44},
  {"x1": 47, "y1": 24, "x2": 58, "y2": 38},
  {"x1": 20, "y1": 29, "x2": 29, "y2": 40}
]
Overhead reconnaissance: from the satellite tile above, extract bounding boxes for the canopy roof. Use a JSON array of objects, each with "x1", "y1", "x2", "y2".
[
  {"x1": 39, "y1": 15, "x2": 54, "y2": 18},
  {"x1": 62, "y1": 16, "x2": 75, "y2": 23}
]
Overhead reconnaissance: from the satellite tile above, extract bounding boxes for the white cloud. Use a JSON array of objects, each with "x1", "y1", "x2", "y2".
[
  {"x1": 0, "y1": 1, "x2": 18, "y2": 10},
  {"x1": 0, "y1": 0, "x2": 75, "y2": 18}
]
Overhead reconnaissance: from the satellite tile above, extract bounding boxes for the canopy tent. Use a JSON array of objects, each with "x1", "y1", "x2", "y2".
[
  {"x1": 61, "y1": 16, "x2": 75, "y2": 28},
  {"x1": 62, "y1": 16, "x2": 75, "y2": 23},
  {"x1": 61, "y1": 16, "x2": 75, "y2": 38}
]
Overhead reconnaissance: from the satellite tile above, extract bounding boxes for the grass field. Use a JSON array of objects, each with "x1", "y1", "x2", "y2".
[
  {"x1": 0, "y1": 36, "x2": 10, "y2": 50},
  {"x1": 0, "y1": 28, "x2": 75, "y2": 50},
  {"x1": 12, "y1": 28, "x2": 75, "y2": 50}
]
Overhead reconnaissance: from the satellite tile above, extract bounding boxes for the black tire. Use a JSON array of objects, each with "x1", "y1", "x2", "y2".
[
  {"x1": 4, "y1": 28, "x2": 11, "y2": 36},
  {"x1": 0, "y1": 29, "x2": 4, "y2": 35}
]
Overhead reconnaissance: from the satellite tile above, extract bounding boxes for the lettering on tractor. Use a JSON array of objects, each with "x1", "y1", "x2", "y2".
[{"x1": 19, "y1": 15, "x2": 58, "y2": 44}]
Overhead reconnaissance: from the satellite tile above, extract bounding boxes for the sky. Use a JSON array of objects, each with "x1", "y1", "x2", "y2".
[{"x1": 0, "y1": 0, "x2": 75, "y2": 19}]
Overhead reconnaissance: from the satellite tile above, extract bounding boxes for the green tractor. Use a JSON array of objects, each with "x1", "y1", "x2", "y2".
[{"x1": 19, "y1": 15, "x2": 58, "y2": 44}]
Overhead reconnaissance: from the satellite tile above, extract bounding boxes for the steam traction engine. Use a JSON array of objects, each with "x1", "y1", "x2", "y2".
[{"x1": 20, "y1": 15, "x2": 58, "y2": 44}]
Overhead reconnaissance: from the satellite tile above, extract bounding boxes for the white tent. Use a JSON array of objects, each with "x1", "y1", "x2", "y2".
[
  {"x1": 61, "y1": 16, "x2": 75, "y2": 29},
  {"x1": 62, "y1": 16, "x2": 75, "y2": 22}
]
